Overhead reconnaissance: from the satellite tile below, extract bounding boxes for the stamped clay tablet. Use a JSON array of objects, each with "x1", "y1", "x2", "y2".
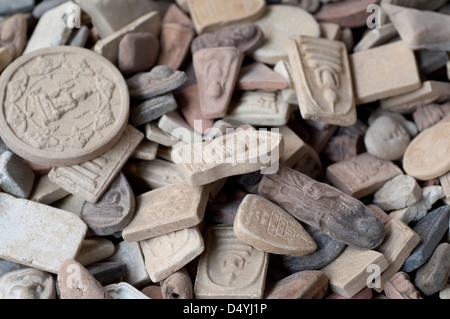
[{"x1": 0, "y1": 46, "x2": 129, "y2": 167}]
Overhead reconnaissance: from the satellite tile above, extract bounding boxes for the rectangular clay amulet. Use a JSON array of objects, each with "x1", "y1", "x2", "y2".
[{"x1": 289, "y1": 35, "x2": 357, "y2": 127}]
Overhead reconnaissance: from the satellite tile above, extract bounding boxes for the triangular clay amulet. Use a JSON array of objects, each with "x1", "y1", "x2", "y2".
[
  {"x1": 193, "y1": 46, "x2": 244, "y2": 119},
  {"x1": 58, "y1": 259, "x2": 112, "y2": 299},
  {"x1": 234, "y1": 194, "x2": 317, "y2": 257},
  {"x1": 236, "y1": 62, "x2": 288, "y2": 91},
  {"x1": 258, "y1": 167, "x2": 385, "y2": 250},
  {"x1": 157, "y1": 23, "x2": 195, "y2": 71},
  {"x1": 289, "y1": 35, "x2": 357, "y2": 127}
]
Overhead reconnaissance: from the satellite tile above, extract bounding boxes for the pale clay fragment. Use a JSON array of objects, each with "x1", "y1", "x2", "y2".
[
  {"x1": 122, "y1": 181, "x2": 209, "y2": 242},
  {"x1": 320, "y1": 246, "x2": 389, "y2": 298},
  {"x1": 225, "y1": 91, "x2": 292, "y2": 127},
  {"x1": 390, "y1": 186, "x2": 445, "y2": 224},
  {"x1": 77, "y1": 237, "x2": 115, "y2": 266},
  {"x1": 106, "y1": 241, "x2": 150, "y2": 288},
  {"x1": 326, "y1": 152, "x2": 403, "y2": 199},
  {"x1": 122, "y1": 158, "x2": 184, "y2": 190},
  {"x1": 364, "y1": 115, "x2": 411, "y2": 161},
  {"x1": 273, "y1": 60, "x2": 298, "y2": 105},
  {"x1": 0, "y1": 192, "x2": 87, "y2": 274},
  {"x1": 403, "y1": 122, "x2": 450, "y2": 180},
  {"x1": 76, "y1": 0, "x2": 159, "y2": 39},
  {"x1": 145, "y1": 121, "x2": 180, "y2": 147},
  {"x1": 94, "y1": 11, "x2": 161, "y2": 65},
  {"x1": 440, "y1": 281, "x2": 450, "y2": 299},
  {"x1": 23, "y1": 2, "x2": 74, "y2": 54},
  {"x1": 202, "y1": 120, "x2": 235, "y2": 141},
  {"x1": 131, "y1": 140, "x2": 159, "y2": 161},
  {"x1": 368, "y1": 108, "x2": 418, "y2": 137},
  {"x1": 49, "y1": 125, "x2": 144, "y2": 203},
  {"x1": 234, "y1": 195, "x2": 317, "y2": 256},
  {"x1": 353, "y1": 23, "x2": 398, "y2": 52},
  {"x1": 320, "y1": 22, "x2": 342, "y2": 41},
  {"x1": 187, "y1": 0, "x2": 266, "y2": 34},
  {"x1": 140, "y1": 226, "x2": 204, "y2": 283},
  {"x1": 0, "y1": 268, "x2": 56, "y2": 299},
  {"x1": 104, "y1": 282, "x2": 150, "y2": 299},
  {"x1": 194, "y1": 225, "x2": 269, "y2": 299},
  {"x1": 384, "y1": 271, "x2": 423, "y2": 299},
  {"x1": 58, "y1": 259, "x2": 111, "y2": 299},
  {"x1": 0, "y1": 150, "x2": 35, "y2": 199},
  {"x1": 153, "y1": 145, "x2": 175, "y2": 163},
  {"x1": 373, "y1": 218, "x2": 421, "y2": 292},
  {"x1": 380, "y1": 81, "x2": 450, "y2": 114},
  {"x1": 350, "y1": 41, "x2": 421, "y2": 105},
  {"x1": 171, "y1": 130, "x2": 284, "y2": 186},
  {"x1": 252, "y1": 4, "x2": 321, "y2": 65},
  {"x1": 373, "y1": 174, "x2": 422, "y2": 211},
  {"x1": 340, "y1": 27, "x2": 354, "y2": 53},
  {"x1": 289, "y1": 35, "x2": 357, "y2": 127},
  {"x1": 51, "y1": 194, "x2": 85, "y2": 216},
  {"x1": 158, "y1": 111, "x2": 203, "y2": 144},
  {"x1": 383, "y1": 4, "x2": 450, "y2": 52},
  {"x1": 236, "y1": 62, "x2": 288, "y2": 92},
  {"x1": 29, "y1": 174, "x2": 69, "y2": 205}
]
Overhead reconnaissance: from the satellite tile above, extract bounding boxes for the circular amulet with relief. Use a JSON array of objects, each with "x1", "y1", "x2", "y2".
[{"x1": 0, "y1": 46, "x2": 129, "y2": 167}]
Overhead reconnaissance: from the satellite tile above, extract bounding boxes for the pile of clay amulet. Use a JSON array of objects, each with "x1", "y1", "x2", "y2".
[{"x1": 0, "y1": 0, "x2": 447, "y2": 300}]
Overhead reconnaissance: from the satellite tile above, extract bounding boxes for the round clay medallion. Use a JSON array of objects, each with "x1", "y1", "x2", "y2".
[
  {"x1": 403, "y1": 122, "x2": 450, "y2": 181},
  {"x1": 0, "y1": 46, "x2": 129, "y2": 167}
]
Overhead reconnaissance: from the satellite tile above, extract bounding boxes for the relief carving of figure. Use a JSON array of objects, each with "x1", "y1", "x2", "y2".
[
  {"x1": 205, "y1": 227, "x2": 266, "y2": 289},
  {"x1": 259, "y1": 167, "x2": 385, "y2": 249}
]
